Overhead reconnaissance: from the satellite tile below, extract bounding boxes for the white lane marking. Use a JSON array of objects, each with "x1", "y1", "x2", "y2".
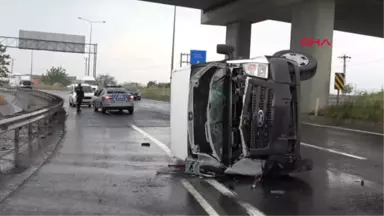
[
  {"x1": 205, "y1": 179, "x2": 237, "y2": 196},
  {"x1": 131, "y1": 125, "x2": 365, "y2": 214},
  {"x1": 132, "y1": 125, "x2": 262, "y2": 216},
  {"x1": 302, "y1": 122, "x2": 384, "y2": 136},
  {"x1": 130, "y1": 124, "x2": 174, "y2": 158},
  {"x1": 205, "y1": 179, "x2": 266, "y2": 216},
  {"x1": 181, "y1": 179, "x2": 220, "y2": 216},
  {"x1": 301, "y1": 142, "x2": 367, "y2": 160}
]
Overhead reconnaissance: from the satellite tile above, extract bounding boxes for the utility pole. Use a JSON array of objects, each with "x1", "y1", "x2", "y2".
[
  {"x1": 338, "y1": 54, "x2": 351, "y2": 83},
  {"x1": 336, "y1": 54, "x2": 351, "y2": 104}
]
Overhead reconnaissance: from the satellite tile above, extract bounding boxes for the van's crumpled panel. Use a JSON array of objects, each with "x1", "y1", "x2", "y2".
[{"x1": 225, "y1": 158, "x2": 263, "y2": 176}]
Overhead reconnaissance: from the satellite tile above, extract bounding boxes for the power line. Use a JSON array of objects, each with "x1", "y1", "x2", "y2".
[{"x1": 333, "y1": 58, "x2": 384, "y2": 68}]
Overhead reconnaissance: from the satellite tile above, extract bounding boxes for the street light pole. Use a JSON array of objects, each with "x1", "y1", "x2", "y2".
[
  {"x1": 78, "y1": 17, "x2": 106, "y2": 77},
  {"x1": 10, "y1": 58, "x2": 15, "y2": 74},
  {"x1": 84, "y1": 57, "x2": 88, "y2": 76},
  {"x1": 30, "y1": 51, "x2": 34, "y2": 75},
  {"x1": 88, "y1": 24, "x2": 93, "y2": 76},
  {"x1": 170, "y1": 6, "x2": 177, "y2": 80}
]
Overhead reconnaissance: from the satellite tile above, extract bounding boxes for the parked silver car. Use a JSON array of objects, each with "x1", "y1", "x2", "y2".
[{"x1": 92, "y1": 86, "x2": 134, "y2": 114}]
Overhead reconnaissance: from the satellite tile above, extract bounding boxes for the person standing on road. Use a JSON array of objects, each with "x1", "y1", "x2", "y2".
[{"x1": 75, "y1": 83, "x2": 84, "y2": 111}]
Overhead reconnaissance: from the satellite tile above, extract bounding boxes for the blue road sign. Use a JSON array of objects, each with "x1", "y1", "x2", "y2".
[{"x1": 190, "y1": 50, "x2": 207, "y2": 65}]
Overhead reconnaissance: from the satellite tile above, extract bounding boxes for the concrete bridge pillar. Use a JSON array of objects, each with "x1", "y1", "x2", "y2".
[
  {"x1": 290, "y1": 0, "x2": 335, "y2": 113},
  {"x1": 226, "y1": 21, "x2": 252, "y2": 59}
]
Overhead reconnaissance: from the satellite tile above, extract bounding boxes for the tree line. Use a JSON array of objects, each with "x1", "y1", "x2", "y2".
[{"x1": 0, "y1": 44, "x2": 352, "y2": 93}]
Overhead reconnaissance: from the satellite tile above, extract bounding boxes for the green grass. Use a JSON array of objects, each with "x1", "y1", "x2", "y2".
[
  {"x1": 35, "y1": 84, "x2": 172, "y2": 102},
  {"x1": 139, "y1": 87, "x2": 170, "y2": 101},
  {"x1": 318, "y1": 91, "x2": 383, "y2": 122},
  {"x1": 35, "y1": 84, "x2": 67, "y2": 91}
]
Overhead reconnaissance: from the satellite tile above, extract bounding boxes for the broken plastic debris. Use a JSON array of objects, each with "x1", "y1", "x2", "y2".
[
  {"x1": 141, "y1": 142, "x2": 150, "y2": 147},
  {"x1": 270, "y1": 190, "x2": 285, "y2": 195}
]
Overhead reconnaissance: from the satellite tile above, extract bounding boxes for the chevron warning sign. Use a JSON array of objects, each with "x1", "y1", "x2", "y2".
[{"x1": 334, "y1": 73, "x2": 345, "y2": 90}]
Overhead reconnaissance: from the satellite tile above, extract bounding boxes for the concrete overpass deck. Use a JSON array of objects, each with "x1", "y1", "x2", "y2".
[{"x1": 139, "y1": 0, "x2": 383, "y2": 113}]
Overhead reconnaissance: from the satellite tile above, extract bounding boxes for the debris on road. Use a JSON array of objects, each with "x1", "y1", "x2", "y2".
[
  {"x1": 141, "y1": 142, "x2": 150, "y2": 147},
  {"x1": 270, "y1": 190, "x2": 285, "y2": 195}
]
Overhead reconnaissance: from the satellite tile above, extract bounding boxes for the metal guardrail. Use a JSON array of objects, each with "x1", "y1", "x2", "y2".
[{"x1": 0, "y1": 88, "x2": 65, "y2": 170}]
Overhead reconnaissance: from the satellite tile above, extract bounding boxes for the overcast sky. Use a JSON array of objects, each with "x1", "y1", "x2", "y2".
[{"x1": 1, "y1": 0, "x2": 383, "y2": 93}]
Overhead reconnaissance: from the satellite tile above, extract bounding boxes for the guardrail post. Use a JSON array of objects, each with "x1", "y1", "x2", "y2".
[
  {"x1": 47, "y1": 116, "x2": 53, "y2": 136},
  {"x1": 28, "y1": 123, "x2": 33, "y2": 159},
  {"x1": 37, "y1": 120, "x2": 42, "y2": 150},
  {"x1": 14, "y1": 128, "x2": 20, "y2": 168},
  {"x1": 44, "y1": 117, "x2": 49, "y2": 137}
]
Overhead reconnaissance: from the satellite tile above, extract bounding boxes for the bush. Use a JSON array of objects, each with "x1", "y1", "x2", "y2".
[
  {"x1": 319, "y1": 91, "x2": 383, "y2": 122},
  {"x1": 35, "y1": 84, "x2": 67, "y2": 91},
  {"x1": 139, "y1": 87, "x2": 170, "y2": 101},
  {"x1": 52, "y1": 82, "x2": 64, "y2": 88}
]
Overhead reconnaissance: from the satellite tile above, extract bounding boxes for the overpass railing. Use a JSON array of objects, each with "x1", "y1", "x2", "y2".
[{"x1": 0, "y1": 88, "x2": 65, "y2": 171}]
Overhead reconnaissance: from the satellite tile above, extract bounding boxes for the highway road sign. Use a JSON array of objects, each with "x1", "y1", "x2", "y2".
[
  {"x1": 334, "y1": 73, "x2": 345, "y2": 90},
  {"x1": 190, "y1": 50, "x2": 206, "y2": 65}
]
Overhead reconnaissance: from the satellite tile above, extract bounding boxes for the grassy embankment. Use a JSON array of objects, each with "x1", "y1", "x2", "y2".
[
  {"x1": 137, "y1": 87, "x2": 170, "y2": 102},
  {"x1": 315, "y1": 91, "x2": 383, "y2": 122},
  {"x1": 35, "y1": 84, "x2": 67, "y2": 91}
]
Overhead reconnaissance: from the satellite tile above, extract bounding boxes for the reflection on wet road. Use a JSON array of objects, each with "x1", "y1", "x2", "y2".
[{"x1": 0, "y1": 92, "x2": 382, "y2": 215}]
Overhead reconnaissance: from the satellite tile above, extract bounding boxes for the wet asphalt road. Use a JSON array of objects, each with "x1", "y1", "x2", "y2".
[{"x1": 0, "y1": 91, "x2": 382, "y2": 215}]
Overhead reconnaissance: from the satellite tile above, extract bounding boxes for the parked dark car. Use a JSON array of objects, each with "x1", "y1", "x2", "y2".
[{"x1": 126, "y1": 88, "x2": 141, "y2": 100}]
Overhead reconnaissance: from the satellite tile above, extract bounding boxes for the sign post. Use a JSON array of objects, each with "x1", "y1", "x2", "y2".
[
  {"x1": 180, "y1": 53, "x2": 190, "y2": 67},
  {"x1": 190, "y1": 50, "x2": 207, "y2": 65},
  {"x1": 334, "y1": 73, "x2": 345, "y2": 106}
]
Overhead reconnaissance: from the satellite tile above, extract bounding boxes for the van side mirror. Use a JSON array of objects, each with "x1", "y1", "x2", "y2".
[{"x1": 217, "y1": 44, "x2": 235, "y2": 60}]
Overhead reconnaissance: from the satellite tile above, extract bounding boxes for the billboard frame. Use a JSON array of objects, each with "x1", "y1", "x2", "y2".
[{"x1": 0, "y1": 36, "x2": 98, "y2": 78}]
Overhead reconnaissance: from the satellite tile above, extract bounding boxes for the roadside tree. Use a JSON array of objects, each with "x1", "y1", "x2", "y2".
[{"x1": 41, "y1": 66, "x2": 71, "y2": 86}]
